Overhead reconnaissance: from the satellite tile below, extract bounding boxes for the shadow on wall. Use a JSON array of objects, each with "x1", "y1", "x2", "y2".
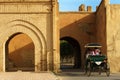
[
  {"x1": 60, "y1": 13, "x2": 96, "y2": 43},
  {"x1": 7, "y1": 42, "x2": 34, "y2": 68},
  {"x1": 60, "y1": 13, "x2": 96, "y2": 68},
  {"x1": 5, "y1": 33, "x2": 35, "y2": 70}
]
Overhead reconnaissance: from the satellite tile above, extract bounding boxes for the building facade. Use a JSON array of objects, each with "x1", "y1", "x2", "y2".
[
  {"x1": 0, "y1": 0, "x2": 119, "y2": 73},
  {"x1": 0, "y1": 0, "x2": 60, "y2": 72}
]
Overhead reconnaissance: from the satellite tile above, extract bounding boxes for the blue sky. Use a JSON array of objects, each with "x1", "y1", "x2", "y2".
[{"x1": 58, "y1": 0, "x2": 120, "y2": 11}]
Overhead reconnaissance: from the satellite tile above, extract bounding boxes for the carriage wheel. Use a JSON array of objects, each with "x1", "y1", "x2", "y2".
[
  {"x1": 86, "y1": 62, "x2": 91, "y2": 76},
  {"x1": 106, "y1": 69, "x2": 110, "y2": 77},
  {"x1": 98, "y1": 66, "x2": 102, "y2": 75},
  {"x1": 104, "y1": 63, "x2": 110, "y2": 77},
  {"x1": 106, "y1": 66, "x2": 110, "y2": 76}
]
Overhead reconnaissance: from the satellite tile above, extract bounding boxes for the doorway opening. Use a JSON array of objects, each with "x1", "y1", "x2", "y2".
[
  {"x1": 5, "y1": 33, "x2": 35, "y2": 71},
  {"x1": 60, "y1": 37, "x2": 81, "y2": 71}
]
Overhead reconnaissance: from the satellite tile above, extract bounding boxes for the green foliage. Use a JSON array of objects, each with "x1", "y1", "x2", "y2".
[{"x1": 60, "y1": 40, "x2": 74, "y2": 58}]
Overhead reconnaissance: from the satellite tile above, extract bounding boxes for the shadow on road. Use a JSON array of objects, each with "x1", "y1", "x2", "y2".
[{"x1": 56, "y1": 64, "x2": 112, "y2": 77}]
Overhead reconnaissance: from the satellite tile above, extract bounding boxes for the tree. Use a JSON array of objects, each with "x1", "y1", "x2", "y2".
[{"x1": 60, "y1": 40, "x2": 74, "y2": 60}]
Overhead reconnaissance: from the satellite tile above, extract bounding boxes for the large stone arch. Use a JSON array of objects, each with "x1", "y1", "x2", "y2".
[
  {"x1": 5, "y1": 33, "x2": 35, "y2": 71},
  {"x1": 0, "y1": 19, "x2": 47, "y2": 72}
]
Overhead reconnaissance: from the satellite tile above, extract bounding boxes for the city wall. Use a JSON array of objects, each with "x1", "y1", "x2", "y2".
[
  {"x1": 107, "y1": 4, "x2": 120, "y2": 73},
  {"x1": 96, "y1": 0, "x2": 107, "y2": 55},
  {"x1": 59, "y1": 12, "x2": 96, "y2": 68}
]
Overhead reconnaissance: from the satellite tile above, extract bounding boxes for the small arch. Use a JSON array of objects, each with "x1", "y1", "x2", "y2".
[{"x1": 60, "y1": 37, "x2": 81, "y2": 69}]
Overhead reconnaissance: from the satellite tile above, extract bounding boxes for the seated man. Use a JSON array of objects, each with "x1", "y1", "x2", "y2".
[
  {"x1": 90, "y1": 48, "x2": 101, "y2": 55},
  {"x1": 94, "y1": 48, "x2": 101, "y2": 55}
]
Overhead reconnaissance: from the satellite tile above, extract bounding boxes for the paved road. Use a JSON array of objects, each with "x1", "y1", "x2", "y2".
[
  {"x1": 0, "y1": 70, "x2": 120, "y2": 80},
  {"x1": 56, "y1": 70, "x2": 120, "y2": 80},
  {"x1": 56, "y1": 64, "x2": 120, "y2": 80}
]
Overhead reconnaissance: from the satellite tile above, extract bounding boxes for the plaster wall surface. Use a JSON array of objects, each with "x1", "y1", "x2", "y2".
[
  {"x1": 59, "y1": 12, "x2": 96, "y2": 67},
  {"x1": 107, "y1": 4, "x2": 120, "y2": 73},
  {"x1": 0, "y1": 1, "x2": 54, "y2": 72},
  {"x1": 8, "y1": 34, "x2": 34, "y2": 68},
  {"x1": 96, "y1": 0, "x2": 107, "y2": 54}
]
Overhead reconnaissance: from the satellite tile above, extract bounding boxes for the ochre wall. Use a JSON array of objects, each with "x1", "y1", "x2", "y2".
[
  {"x1": 59, "y1": 12, "x2": 96, "y2": 68},
  {"x1": 0, "y1": 1, "x2": 56, "y2": 72},
  {"x1": 96, "y1": 0, "x2": 107, "y2": 54},
  {"x1": 107, "y1": 4, "x2": 120, "y2": 73},
  {"x1": 1, "y1": 0, "x2": 120, "y2": 73},
  {"x1": 8, "y1": 33, "x2": 34, "y2": 68}
]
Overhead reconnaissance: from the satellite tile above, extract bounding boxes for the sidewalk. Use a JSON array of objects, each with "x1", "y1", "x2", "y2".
[{"x1": 0, "y1": 71, "x2": 59, "y2": 80}]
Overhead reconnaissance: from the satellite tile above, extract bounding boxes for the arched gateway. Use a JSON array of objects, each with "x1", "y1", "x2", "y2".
[{"x1": 0, "y1": 0, "x2": 60, "y2": 72}]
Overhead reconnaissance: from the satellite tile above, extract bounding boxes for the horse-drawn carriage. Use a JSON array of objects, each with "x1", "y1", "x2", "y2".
[{"x1": 84, "y1": 43, "x2": 110, "y2": 76}]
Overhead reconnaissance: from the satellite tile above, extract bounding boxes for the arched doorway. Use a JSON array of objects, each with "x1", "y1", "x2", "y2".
[
  {"x1": 5, "y1": 33, "x2": 35, "y2": 71},
  {"x1": 60, "y1": 37, "x2": 81, "y2": 70}
]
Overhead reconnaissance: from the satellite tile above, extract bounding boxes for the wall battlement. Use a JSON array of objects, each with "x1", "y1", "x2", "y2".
[{"x1": 79, "y1": 4, "x2": 93, "y2": 12}]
